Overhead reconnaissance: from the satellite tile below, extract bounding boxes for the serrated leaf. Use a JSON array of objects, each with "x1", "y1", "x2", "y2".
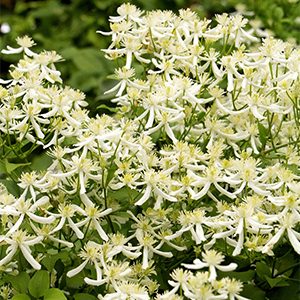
[
  {"x1": 28, "y1": 270, "x2": 49, "y2": 298},
  {"x1": 43, "y1": 288, "x2": 67, "y2": 300}
]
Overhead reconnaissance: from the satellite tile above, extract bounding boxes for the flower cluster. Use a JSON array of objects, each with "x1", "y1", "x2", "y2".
[{"x1": 0, "y1": 3, "x2": 300, "y2": 299}]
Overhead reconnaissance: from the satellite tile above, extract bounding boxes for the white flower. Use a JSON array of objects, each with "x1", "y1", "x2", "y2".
[
  {"x1": 182, "y1": 250, "x2": 237, "y2": 282},
  {"x1": 75, "y1": 206, "x2": 112, "y2": 241},
  {"x1": 1, "y1": 36, "x2": 36, "y2": 56},
  {"x1": 0, "y1": 230, "x2": 43, "y2": 270}
]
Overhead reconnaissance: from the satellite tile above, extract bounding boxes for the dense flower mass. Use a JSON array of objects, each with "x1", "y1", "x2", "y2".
[{"x1": 0, "y1": 3, "x2": 300, "y2": 299}]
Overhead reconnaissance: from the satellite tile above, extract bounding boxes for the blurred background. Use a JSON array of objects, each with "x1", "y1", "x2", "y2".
[{"x1": 1, "y1": 0, "x2": 300, "y2": 111}]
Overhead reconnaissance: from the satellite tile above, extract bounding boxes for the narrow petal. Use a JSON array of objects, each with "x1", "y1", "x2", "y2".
[
  {"x1": 67, "y1": 259, "x2": 89, "y2": 277},
  {"x1": 287, "y1": 229, "x2": 300, "y2": 255},
  {"x1": 20, "y1": 245, "x2": 41, "y2": 270},
  {"x1": 93, "y1": 220, "x2": 109, "y2": 241},
  {"x1": 216, "y1": 263, "x2": 238, "y2": 272},
  {"x1": 0, "y1": 246, "x2": 17, "y2": 266},
  {"x1": 135, "y1": 185, "x2": 152, "y2": 206}
]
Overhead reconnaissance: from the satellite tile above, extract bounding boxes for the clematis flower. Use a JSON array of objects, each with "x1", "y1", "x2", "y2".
[
  {"x1": 1, "y1": 36, "x2": 36, "y2": 56},
  {"x1": 182, "y1": 250, "x2": 237, "y2": 282},
  {"x1": 0, "y1": 230, "x2": 43, "y2": 270}
]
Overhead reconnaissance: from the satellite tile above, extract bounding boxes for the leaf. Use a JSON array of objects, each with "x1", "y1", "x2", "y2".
[
  {"x1": 43, "y1": 288, "x2": 67, "y2": 300},
  {"x1": 266, "y1": 276, "x2": 289, "y2": 288},
  {"x1": 241, "y1": 284, "x2": 266, "y2": 300},
  {"x1": 0, "y1": 179, "x2": 20, "y2": 196},
  {"x1": 11, "y1": 295, "x2": 31, "y2": 300},
  {"x1": 4, "y1": 159, "x2": 31, "y2": 174},
  {"x1": 42, "y1": 251, "x2": 70, "y2": 271},
  {"x1": 257, "y1": 123, "x2": 268, "y2": 148},
  {"x1": 28, "y1": 270, "x2": 49, "y2": 298},
  {"x1": 5, "y1": 272, "x2": 30, "y2": 293},
  {"x1": 0, "y1": 160, "x2": 6, "y2": 174},
  {"x1": 63, "y1": 48, "x2": 104, "y2": 74},
  {"x1": 74, "y1": 293, "x2": 97, "y2": 300},
  {"x1": 273, "y1": 7, "x2": 284, "y2": 20},
  {"x1": 267, "y1": 280, "x2": 300, "y2": 300},
  {"x1": 256, "y1": 261, "x2": 271, "y2": 280},
  {"x1": 218, "y1": 270, "x2": 255, "y2": 282},
  {"x1": 96, "y1": 104, "x2": 117, "y2": 113},
  {"x1": 106, "y1": 163, "x2": 118, "y2": 186},
  {"x1": 66, "y1": 272, "x2": 85, "y2": 289},
  {"x1": 30, "y1": 153, "x2": 52, "y2": 171}
]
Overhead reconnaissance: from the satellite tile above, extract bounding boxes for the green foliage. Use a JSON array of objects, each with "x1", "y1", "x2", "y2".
[
  {"x1": 43, "y1": 288, "x2": 67, "y2": 300},
  {"x1": 5, "y1": 272, "x2": 30, "y2": 294},
  {"x1": 28, "y1": 270, "x2": 50, "y2": 298},
  {"x1": 11, "y1": 295, "x2": 31, "y2": 300}
]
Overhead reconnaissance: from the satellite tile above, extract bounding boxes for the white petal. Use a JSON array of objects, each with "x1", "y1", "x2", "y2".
[
  {"x1": 135, "y1": 185, "x2": 152, "y2": 206},
  {"x1": 27, "y1": 213, "x2": 55, "y2": 224},
  {"x1": 93, "y1": 220, "x2": 109, "y2": 241},
  {"x1": 20, "y1": 245, "x2": 41, "y2": 270},
  {"x1": 68, "y1": 217, "x2": 84, "y2": 239},
  {"x1": 0, "y1": 246, "x2": 17, "y2": 266},
  {"x1": 142, "y1": 246, "x2": 149, "y2": 269},
  {"x1": 67, "y1": 259, "x2": 89, "y2": 277},
  {"x1": 182, "y1": 258, "x2": 207, "y2": 269},
  {"x1": 216, "y1": 263, "x2": 238, "y2": 272},
  {"x1": 287, "y1": 229, "x2": 300, "y2": 255}
]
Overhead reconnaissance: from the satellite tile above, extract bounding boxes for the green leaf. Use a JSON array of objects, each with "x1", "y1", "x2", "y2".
[
  {"x1": 257, "y1": 123, "x2": 268, "y2": 148},
  {"x1": 0, "y1": 160, "x2": 6, "y2": 174},
  {"x1": 218, "y1": 270, "x2": 255, "y2": 282},
  {"x1": 43, "y1": 288, "x2": 67, "y2": 300},
  {"x1": 28, "y1": 270, "x2": 49, "y2": 298},
  {"x1": 11, "y1": 295, "x2": 31, "y2": 300},
  {"x1": 30, "y1": 153, "x2": 52, "y2": 171},
  {"x1": 65, "y1": 48, "x2": 104, "y2": 74},
  {"x1": 241, "y1": 284, "x2": 266, "y2": 300},
  {"x1": 74, "y1": 293, "x2": 97, "y2": 300},
  {"x1": 5, "y1": 272, "x2": 30, "y2": 293},
  {"x1": 4, "y1": 159, "x2": 31, "y2": 174},
  {"x1": 256, "y1": 261, "x2": 271, "y2": 280},
  {"x1": 96, "y1": 104, "x2": 117, "y2": 113},
  {"x1": 42, "y1": 251, "x2": 70, "y2": 271},
  {"x1": 273, "y1": 7, "x2": 284, "y2": 20},
  {"x1": 106, "y1": 163, "x2": 118, "y2": 186},
  {"x1": 0, "y1": 179, "x2": 20, "y2": 196},
  {"x1": 66, "y1": 272, "x2": 85, "y2": 289},
  {"x1": 266, "y1": 276, "x2": 289, "y2": 288},
  {"x1": 267, "y1": 280, "x2": 300, "y2": 300}
]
